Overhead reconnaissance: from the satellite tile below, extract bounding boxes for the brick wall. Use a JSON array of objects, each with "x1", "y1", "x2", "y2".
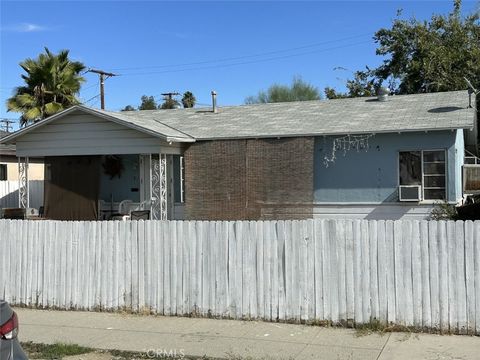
[{"x1": 184, "y1": 137, "x2": 314, "y2": 220}]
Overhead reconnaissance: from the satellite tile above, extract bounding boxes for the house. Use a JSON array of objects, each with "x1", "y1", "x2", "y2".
[
  {"x1": 0, "y1": 130, "x2": 45, "y2": 211},
  {"x1": 0, "y1": 90, "x2": 476, "y2": 221},
  {"x1": 0, "y1": 130, "x2": 44, "y2": 182}
]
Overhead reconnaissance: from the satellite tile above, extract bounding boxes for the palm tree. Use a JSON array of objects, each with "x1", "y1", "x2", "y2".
[
  {"x1": 6, "y1": 48, "x2": 85, "y2": 126},
  {"x1": 181, "y1": 91, "x2": 196, "y2": 108}
]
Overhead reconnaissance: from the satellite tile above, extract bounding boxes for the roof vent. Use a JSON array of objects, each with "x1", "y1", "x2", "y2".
[
  {"x1": 376, "y1": 87, "x2": 389, "y2": 102},
  {"x1": 211, "y1": 90, "x2": 217, "y2": 113}
]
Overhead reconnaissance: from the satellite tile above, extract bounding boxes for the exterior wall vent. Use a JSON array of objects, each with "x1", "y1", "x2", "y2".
[{"x1": 399, "y1": 185, "x2": 422, "y2": 201}]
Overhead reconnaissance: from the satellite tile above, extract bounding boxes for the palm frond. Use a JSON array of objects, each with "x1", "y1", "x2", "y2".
[
  {"x1": 24, "y1": 107, "x2": 41, "y2": 121},
  {"x1": 16, "y1": 93, "x2": 37, "y2": 107},
  {"x1": 44, "y1": 102, "x2": 63, "y2": 115},
  {"x1": 9, "y1": 48, "x2": 86, "y2": 121}
]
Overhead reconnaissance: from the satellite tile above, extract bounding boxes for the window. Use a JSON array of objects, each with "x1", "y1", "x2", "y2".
[
  {"x1": 172, "y1": 155, "x2": 185, "y2": 203},
  {"x1": 422, "y1": 150, "x2": 446, "y2": 200},
  {"x1": 399, "y1": 151, "x2": 421, "y2": 186},
  {"x1": 0, "y1": 164, "x2": 7, "y2": 180},
  {"x1": 399, "y1": 150, "x2": 446, "y2": 201}
]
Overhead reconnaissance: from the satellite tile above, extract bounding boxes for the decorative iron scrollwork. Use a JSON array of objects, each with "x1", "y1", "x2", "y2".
[
  {"x1": 160, "y1": 154, "x2": 167, "y2": 220},
  {"x1": 150, "y1": 154, "x2": 167, "y2": 220},
  {"x1": 18, "y1": 157, "x2": 29, "y2": 208}
]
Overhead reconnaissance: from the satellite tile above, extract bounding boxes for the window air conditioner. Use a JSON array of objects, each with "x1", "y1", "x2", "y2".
[{"x1": 399, "y1": 185, "x2": 422, "y2": 202}]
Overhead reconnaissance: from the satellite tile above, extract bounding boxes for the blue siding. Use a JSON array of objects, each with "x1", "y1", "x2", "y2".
[{"x1": 314, "y1": 131, "x2": 462, "y2": 203}]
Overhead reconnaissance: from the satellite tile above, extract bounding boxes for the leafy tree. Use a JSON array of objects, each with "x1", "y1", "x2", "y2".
[
  {"x1": 160, "y1": 98, "x2": 180, "y2": 109},
  {"x1": 325, "y1": 1, "x2": 480, "y2": 99},
  {"x1": 245, "y1": 77, "x2": 321, "y2": 104},
  {"x1": 372, "y1": 0, "x2": 480, "y2": 94},
  {"x1": 324, "y1": 87, "x2": 348, "y2": 99},
  {"x1": 121, "y1": 105, "x2": 136, "y2": 111},
  {"x1": 345, "y1": 69, "x2": 377, "y2": 97},
  {"x1": 6, "y1": 47, "x2": 85, "y2": 126},
  {"x1": 138, "y1": 95, "x2": 158, "y2": 110},
  {"x1": 181, "y1": 91, "x2": 196, "y2": 108},
  {"x1": 325, "y1": 69, "x2": 377, "y2": 99}
]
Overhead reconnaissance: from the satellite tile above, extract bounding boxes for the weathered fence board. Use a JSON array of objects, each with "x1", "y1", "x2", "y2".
[{"x1": 0, "y1": 219, "x2": 479, "y2": 334}]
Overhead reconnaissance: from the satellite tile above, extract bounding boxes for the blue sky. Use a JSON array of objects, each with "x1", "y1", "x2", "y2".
[{"x1": 1, "y1": 0, "x2": 478, "y2": 127}]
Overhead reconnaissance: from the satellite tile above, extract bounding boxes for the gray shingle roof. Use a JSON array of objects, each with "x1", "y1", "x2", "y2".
[
  {"x1": 0, "y1": 91, "x2": 475, "y2": 146},
  {"x1": 105, "y1": 90, "x2": 475, "y2": 140},
  {"x1": 96, "y1": 109, "x2": 194, "y2": 141}
]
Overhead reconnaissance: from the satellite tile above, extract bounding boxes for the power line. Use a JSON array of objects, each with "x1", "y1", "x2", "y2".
[
  {"x1": 108, "y1": 33, "x2": 373, "y2": 72},
  {"x1": 79, "y1": 79, "x2": 101, "y2": 102},
  {"x1": 82, "y1": 81, "x2": 100, "y2": 91},
  {"x1": 83, "y1": 94, "x2": 101, "y2": 105},
  {"x1": 119, "y1": 40, "x2": 371, "y2": 77},
  {"x1": 91, "y1": 97, "x2": 101, "y2": 108}
]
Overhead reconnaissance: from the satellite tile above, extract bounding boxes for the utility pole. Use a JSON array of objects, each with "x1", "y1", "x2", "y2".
[
  {"x1": 87, "y1": 69, "x2": 118, "y2": 109},
  {"x1": 160, "y1": 92, "x2": 180, "y2": 109},
  {"x1": 0, "y1": 119, "x2": 15, "y2": 133},
  {"x1": 161, "y1": 92, "x2": 180, "y2": 100}
]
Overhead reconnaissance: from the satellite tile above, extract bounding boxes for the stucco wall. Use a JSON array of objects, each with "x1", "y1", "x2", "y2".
[
  {"x1": 2, "y1": 162, "x2": 44, "y2": 181},
  {"x1": 183, "y1": 131, "x2": 464, "y2": 221},
  {"x1": 314, "y1": 130, "x2": 463, "y2": 204}
]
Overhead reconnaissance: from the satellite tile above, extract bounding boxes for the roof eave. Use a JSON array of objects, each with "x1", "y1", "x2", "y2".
[
  {"x1": 165, "y1": 136, "x2": 196, "y2": 143},
  {"x1": 193, "y1": 125, "x2": 473, "y2": 141},
  {"x1": 0, "y1": 105, "x2": 195, "y2": 144},
  {"x1": 0, "y1": 106, "x2": 80, "y2": 144}
]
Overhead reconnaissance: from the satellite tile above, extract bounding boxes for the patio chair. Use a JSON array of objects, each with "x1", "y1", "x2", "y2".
[
  {"x1": 109, "y1": 199, "x2": 134, "y2": 221},
  {"x1": 130, "y1": 210, "x2": 150, "y2": 220},
  {"x1": 135, "y1": 200, "x2": 152, "y2": 211}
]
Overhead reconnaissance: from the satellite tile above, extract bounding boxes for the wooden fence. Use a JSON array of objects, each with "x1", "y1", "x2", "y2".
[
  {"x1": 0, "y1": 180, "x2": 44, "y2": 209},
  {"x1": 0, "y1": 219, "x2": 479, "y2": 334}
]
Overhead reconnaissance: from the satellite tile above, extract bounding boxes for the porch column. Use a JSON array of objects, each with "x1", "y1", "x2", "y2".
[
  {"x1": 18, "y1": 156, "x2": 29, "y2": 208},
  {"x1": 151, "y1": 153, "x2": 167, "y2": 220}
]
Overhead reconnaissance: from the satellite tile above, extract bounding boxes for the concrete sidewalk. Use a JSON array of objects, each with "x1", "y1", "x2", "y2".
[{"x1": 15, "y1": 308, "x2": 480, "y2": 359}]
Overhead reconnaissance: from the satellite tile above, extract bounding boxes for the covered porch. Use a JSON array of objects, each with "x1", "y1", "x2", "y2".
[
  {"x1": 94, "y1": 153, "x2": 185, "y2": 220},
  {"x1": 41, "y1": 153, "x2": 185, "y2": 220},
  {"x1": 4, "y1": 106, "x2": 192, "y2": 220},
  {"x1": 18, "y1": 153, "x2": 184, "y2": 221}
]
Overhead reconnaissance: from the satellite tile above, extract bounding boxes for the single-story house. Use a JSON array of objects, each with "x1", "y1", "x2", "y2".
[
  {"x1": 0, "y1": 130, "x2": 44, "y2": 211},
  {"x1": 0, "y1": 90, "x2": 477, "y2": 221},
  {"x1": 0, "y1": 130, "x2": 44, "y2": 181}
]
